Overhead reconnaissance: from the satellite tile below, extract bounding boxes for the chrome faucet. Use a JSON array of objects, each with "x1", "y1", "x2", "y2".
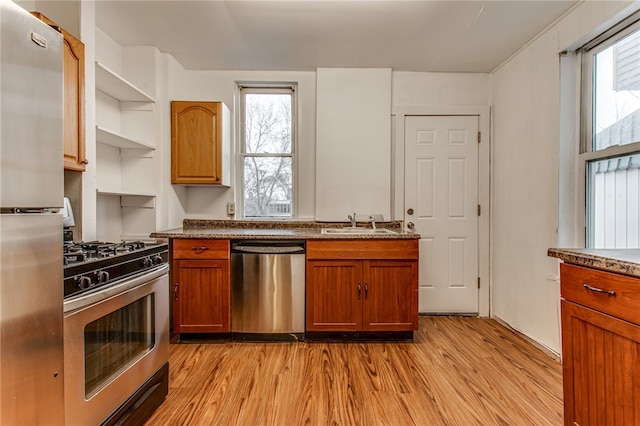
[
  {"x1": 348, "y1": 213, "x2": 356, "y2": 228},
  {"x1": 369, "y1": 215, "x2": 376, "y2": 229}
]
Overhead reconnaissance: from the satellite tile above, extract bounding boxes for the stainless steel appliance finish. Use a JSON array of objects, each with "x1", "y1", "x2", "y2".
[
  {"x1": 231, "y1": 240, "x2": 305, "y2": 339},
  {"x1": 0, "y1": 1, "x2": 63, "y2": 209},
  {"x1": 64, "y1": 264, "x2": 169, "y2": 425},
  {"x1": 0, "y1": 1, "x2": 64, "y2": 424},
  {"x1": 62, "y1": 242, "x2": 170, "y2": 425}
]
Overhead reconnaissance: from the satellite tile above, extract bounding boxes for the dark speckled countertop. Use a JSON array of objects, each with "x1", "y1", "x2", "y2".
[
  {"x1": 548, "y1": 248, "x2": 640, "y2": 278},
  {"x1": 150, "y1": 219, "x2": 420, "y2": 241}
]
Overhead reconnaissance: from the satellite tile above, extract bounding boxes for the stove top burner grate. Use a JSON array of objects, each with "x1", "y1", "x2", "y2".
[{"x1": 63, "y1": 241, "x2": 168, "y2": 299}]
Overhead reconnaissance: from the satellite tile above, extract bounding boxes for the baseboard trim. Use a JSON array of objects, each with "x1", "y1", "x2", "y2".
[
  {"x1": 419, "y1": 312, "x2": 477, "y2": 317},
  {"x1": 492, "y1": 316, "x2": 561, "y2": 361}
]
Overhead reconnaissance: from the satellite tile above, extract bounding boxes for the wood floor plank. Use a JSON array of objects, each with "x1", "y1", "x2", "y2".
[{"x1": 146, "y1": 317, "x2": 563, "y2": 425}]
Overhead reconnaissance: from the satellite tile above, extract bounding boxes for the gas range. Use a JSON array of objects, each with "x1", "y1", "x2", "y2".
[{"x1": 63, "y1": 241, "x2": 168, "y2": 299}]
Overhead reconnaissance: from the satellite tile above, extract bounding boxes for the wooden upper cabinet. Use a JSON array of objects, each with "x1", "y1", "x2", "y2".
[
  {"x1": 171, "y1": 101, "x2": 230, "y2": 185},
  {"x1": 31, "y1": 13, "x2": 86, "y2": 171}
]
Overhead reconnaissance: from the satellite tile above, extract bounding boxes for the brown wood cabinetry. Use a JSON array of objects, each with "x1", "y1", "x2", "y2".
[
  {"x1": 171, "y1": 101, "x2": 230, "y2": 185},
  {"x1": 172, "y1": 239, "x2": 230, "y2": 333},
  {"x1": 31, "y1": 13, "x2": 86, "y2": 171},
  {"x1": 560, "y1": 263, "x2": 640, "y2": 426},
  {"x1": 306, "y1": 240, "x2": 418, "y2": 332}
]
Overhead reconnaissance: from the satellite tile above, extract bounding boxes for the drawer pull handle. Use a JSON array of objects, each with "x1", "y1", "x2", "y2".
[
  {"x1": 192, "y1": 246, "x2": 209, "y2": 251},
  {"x1": 583, "y1": 284, "x2": 616, "y2": 296}
]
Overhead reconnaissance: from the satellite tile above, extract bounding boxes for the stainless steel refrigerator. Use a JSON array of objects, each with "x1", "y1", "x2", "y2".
[{"x1": 0, "y1": 0, "x2": 64, "y2": 424}]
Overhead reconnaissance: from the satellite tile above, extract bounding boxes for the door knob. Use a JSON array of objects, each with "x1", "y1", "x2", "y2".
[
  {"x1": 407, "y1": 208, "x2": 414, "y2": 215},
  {"x1": 407, "y1": 222, "x2": 415, "y2": 230}
]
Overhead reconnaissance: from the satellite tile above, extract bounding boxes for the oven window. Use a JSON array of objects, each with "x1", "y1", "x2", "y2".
[{"x1": 84, "y1": 294, "x2": 155, "y2": 397}]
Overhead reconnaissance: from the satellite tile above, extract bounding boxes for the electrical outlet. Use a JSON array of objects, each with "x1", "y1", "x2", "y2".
[{"x1": 227, "y1": 202, "x2": 235, "y2": 215}]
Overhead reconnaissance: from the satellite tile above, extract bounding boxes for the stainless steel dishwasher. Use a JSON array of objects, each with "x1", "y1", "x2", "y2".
[{"x1": 231, "y1": 240, "x2": 306, "y2": 340}]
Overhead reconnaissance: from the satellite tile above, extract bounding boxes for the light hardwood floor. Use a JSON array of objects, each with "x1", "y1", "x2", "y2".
[{"x1": 146, "y1": 317, "x2": 563, "y2": 425}]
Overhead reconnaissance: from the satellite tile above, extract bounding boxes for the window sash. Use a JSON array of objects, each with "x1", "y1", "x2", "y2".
[
  {"x1": 237, "y1": 83, "x2": 298, "y2": 219},
  {"x1": 581, "y1": 12, "x2": 640, "y2": 248},
  {"x1": 581, "y1": 11, "x2": 640, "y2": 154}
]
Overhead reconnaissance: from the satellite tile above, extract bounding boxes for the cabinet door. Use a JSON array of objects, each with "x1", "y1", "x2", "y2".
[
  {"x1": 32, "y1": 13, "x2": 86, "y2": 171},
  {"x1": 306, "y1": 260, "x2": 362, "y2": 331},
  {"x1": 561, "y1": 300, "x2": 640, "y2": 426},
  {"x1": 61, "y1": 30, "x2": 85, "y2": 171},
  {"x1": 173, "y1": 259, "x2": 230, "y2": 333},
  {"x1": 363, "y1": 260, "x2": 418, "y2": 331},
  {"x1": 171, "y1": 101, "x2": 223, "y2": 184}
]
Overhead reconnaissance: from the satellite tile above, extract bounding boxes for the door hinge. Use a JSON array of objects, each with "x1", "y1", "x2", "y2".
[
  {"x1": 477, "y1": 277, "x2": 481, "y2": 289},
  {"x1": 478, "y1": 131, "x2": 481, "y2": 143},
  {"x1": 477, "y1": 204, "x2": 481, "y2": 216}
]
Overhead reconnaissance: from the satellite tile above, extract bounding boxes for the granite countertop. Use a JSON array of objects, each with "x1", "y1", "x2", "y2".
[
  {"x1": 548, "y1": 248, "x2": 640, "y2": 278},
  {"x1": 150, "y1": 219, "x2": 420, "y2": 241}
]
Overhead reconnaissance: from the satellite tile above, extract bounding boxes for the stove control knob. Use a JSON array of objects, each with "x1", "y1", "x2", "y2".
[
  {"x1": 141, "y1": 257, "x2": 153, "y2": 268},
  {"x1": 76, "y1": 276, "x2": 92, "y2": 290},
  {"x1": 152, "y1": 255, "x2": 163, "y2": 264},
  {"x1": 97, "y1": 271, "x2": 110, "y2": 283}
]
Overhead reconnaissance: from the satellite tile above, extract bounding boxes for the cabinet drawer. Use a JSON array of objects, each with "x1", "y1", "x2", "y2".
[
  {"x1": 560, "y1": 263, "x2": 640, "y2": 325},
  {"x1": 307, "y1": 240, "x2": 418, "y2": 260},
  {"x1": 173, "y1": 239, "x2": 229, "y2": 259}
]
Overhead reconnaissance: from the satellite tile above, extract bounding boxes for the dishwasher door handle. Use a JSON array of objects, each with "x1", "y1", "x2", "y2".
[{"x1": 232, "y1": 245, "x2": 305, "y2": 254}]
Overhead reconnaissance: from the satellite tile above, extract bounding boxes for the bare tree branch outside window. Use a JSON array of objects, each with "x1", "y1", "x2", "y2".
[{"x1": 241, "y1": 89, "x2": 294, "y2": 218}]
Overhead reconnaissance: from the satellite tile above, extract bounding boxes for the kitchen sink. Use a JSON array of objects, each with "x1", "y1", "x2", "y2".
[{"x1": 320, "y1": 228, "x2": 398, "y2": 235}]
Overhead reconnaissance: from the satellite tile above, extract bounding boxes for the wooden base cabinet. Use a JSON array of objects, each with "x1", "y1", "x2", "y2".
[
  {"x1": 306, "y1": 240, "x2": 418, "y2": 332},
  {"x1": 172, "y1": 239, "x2": 230, "y2": 333},
  {"x1": 560, "y1": 263, "x2": 640, "y2": 426}
]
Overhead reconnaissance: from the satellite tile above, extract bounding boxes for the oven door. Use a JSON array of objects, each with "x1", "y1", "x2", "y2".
[{"x1": 63, "y1": 265, "x2": 169, "y2": 425}]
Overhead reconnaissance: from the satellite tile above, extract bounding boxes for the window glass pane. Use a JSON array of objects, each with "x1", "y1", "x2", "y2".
[
  {"x1": 243, "y1": 157, "x2": 292, "y2": 217},
  {"x1": 593, "y1": 30, "x2": 640, "y2": 150},
  {"x1": 84, "y1": 295, "x2": 155, "y2": 397},
  {"x1": 587, "y1": 153, "x2": 640, "y2": 248},
  {"x1": 244, "y1": 93, "x2": 292, "y2": 154}
]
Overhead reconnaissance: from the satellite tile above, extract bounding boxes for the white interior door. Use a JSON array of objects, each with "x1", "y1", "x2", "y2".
[{"x1": 405, "y1": 115, "x2": 479, "y2": 313}]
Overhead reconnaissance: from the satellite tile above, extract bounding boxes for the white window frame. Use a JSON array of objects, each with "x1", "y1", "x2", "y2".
[
  {"x1": 235, "y1": 82, "x2": 298, "y2": 219},
  {"x1": 580, "y1": 12, "x2": 640, "y2": 247}
]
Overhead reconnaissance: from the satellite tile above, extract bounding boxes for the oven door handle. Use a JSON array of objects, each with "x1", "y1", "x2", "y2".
[{"x1": 64, "y1": 264, "x2": 170, "y2": 314}]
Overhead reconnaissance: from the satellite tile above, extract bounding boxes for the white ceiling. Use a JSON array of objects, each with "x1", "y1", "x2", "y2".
[{"x1": 95, "y1": 0, "x2": 578, "y2": 73}]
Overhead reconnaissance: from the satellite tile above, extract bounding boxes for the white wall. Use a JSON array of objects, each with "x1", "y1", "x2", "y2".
[
  {"x1": 491, "y1": 0, "x2": 639, "y2": 355},
  {"x1": 316, "y1": 68, "x2": 392, "y2": 221},
  {"x1": 392, "y1": 72, "x2": 491, "y2": 107},
  {"x1": 18, "y1": 0, "x2": 81, "y2": 37},
  {"x1": 164, "y1": 68, "x2": 491, "y2": 225},
  {"x1": 165, "y1": 68, "x2": 317, "y2": 221},
  {"x1": 160, "y1": 54, "x2": 187, "y2": 231}
]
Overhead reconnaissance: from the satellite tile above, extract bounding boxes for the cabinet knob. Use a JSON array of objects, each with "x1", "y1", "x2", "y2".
[
  {"x1": 407, "y1": 222, "x2": 415, "y2": 230},
  {"x1": 407, "y1": 208, "x2": 414, "y2": 215},
  {"x1": 80, "y1": 159, "x2": 89, "y2": 165}
]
